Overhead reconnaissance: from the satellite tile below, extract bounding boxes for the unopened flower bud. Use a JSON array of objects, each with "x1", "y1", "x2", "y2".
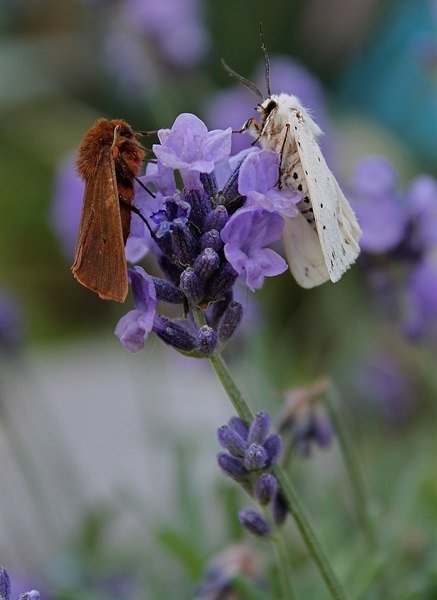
[
  {"x1": 172, "y1": 218, "x2": 198, "y2": 264},
  {"x1": 197, "y1": 325, "x2": 218, "y2": 355},
  {"x1": 238, "y1": 508, "x2": 271, "y2": 537},
  {"x1": 200, "y1": 172, "x2": 218, "y2": 198},
  {"x1": 255, "y1": 474, "x2": 278, "y2": 506},
  {"x1": 248, "y1": 412, "x2": 270, "y2": 445},
  {"x1": 0, "y1": 566, "x2": 11, "y2": 600},
  {"x1": 205, "y1": 205, "x2": 228, "y2": 232},
  {"x1": 193, "y1": 248, "x2": 220, "y2": 282},
  {"x1": 263, "y1": 433, "x2": 282, "y2": 467},
  {"x1": 222, "y1": 165, "x2": 240, "y2": 203},
  {"x1": 180, "y1": 268, "x2": 204, "y2": 303},
  {"x1": 151, "y1": 277, "x2": 183, "y2": 304},
  {"x1": 217, "y1": 424, "x2": 246, "y2": 456},
  {"x1": 244, "y1": 443, "x2": 267, "y2": 471},
  {"x1": 217, "y1": 301, "x2": 243, "y2": 342},
  {"x1": 153, "y1": 315, "x2": 197, "y2": 352},
  {"x1": 217, "y1": 452, "x2": 248, "y2": 482},
  {"x1": 272, "y1": 490, "x2": 288, "y2": 526},
  {"x1": 228, "y1": 416, "x2": 249, "y2": 440},
  {"x1": 205, "y1": 263, "x2": 238, "y2": 301},
  {"x1": 185, "y1": 189, "x2": 212, "y2": 229},
  {"x1": 200, "y1": 229, "x2": 224, "y2": 253},
  {"x1": 158, "y1": 254, "x2": 183, "y2": 286},
  {"x1": 312, "y1": 413, "x2": 333, "y2": 448}
]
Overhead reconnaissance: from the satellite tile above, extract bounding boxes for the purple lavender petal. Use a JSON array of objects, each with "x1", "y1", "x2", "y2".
[
  {"x1": 221, "y1": 207, "x2": 287, "y2": 291},
  {"x1": 114, "y1": 309, "x2": 151, "y2": 353},
  {"x1": 248, "y1": 412, "x2": 270, "y2": 445},
  {"x1": 228, "y1": 416, "x2": 249, "y2": 440},
  {"x1": 217, "y1": 452, "x2": 248, "y2": 482},
  {"x1": 142, "y1": 163, "x2": 176, "y2": 196},
  {"x1": 406, "y1": 174, "x2": 437, "y2": 249},
  {"x1": 217, "y1": 425, "x2": 246, "y2": 457},
  {"x1": 263, "y1": 433, "x2": 282, "y2": 467}
]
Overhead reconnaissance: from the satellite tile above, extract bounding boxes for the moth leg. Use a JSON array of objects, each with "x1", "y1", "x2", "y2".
[
  {"x1": 277, "y1": 123, "x2": 291, "y2": 189},
  {"x1": 233, "y1": 117, "x2": 256, "y2": 135},
  {"x1": 118, "y1": 195, "x2": 156, "y2": 241}
]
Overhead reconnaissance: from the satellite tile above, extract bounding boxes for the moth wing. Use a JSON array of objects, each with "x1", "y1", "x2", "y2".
[
  {"x1": 71, "y1": 148, "x2": 128, "y2": 302},
  {"x1": 282, "y1": 213, "x2": 330, "y2": 288},
  {"x1": 290, "y1": 109, "x2": 361, "y2": 282}
]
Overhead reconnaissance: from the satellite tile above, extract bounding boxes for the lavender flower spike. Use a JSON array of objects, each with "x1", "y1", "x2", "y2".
[{"x1": 221, "y1": 207, "x2": 287, "y2": 291}]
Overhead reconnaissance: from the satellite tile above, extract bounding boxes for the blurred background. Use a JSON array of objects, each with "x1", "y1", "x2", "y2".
[{"x1": 1, "y1": 1, "x2": 436, "y2": 598}]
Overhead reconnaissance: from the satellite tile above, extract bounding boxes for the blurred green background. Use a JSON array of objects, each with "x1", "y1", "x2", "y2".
[{"x1": 1, "y1": 1, "x2": 436, "y2": 599}]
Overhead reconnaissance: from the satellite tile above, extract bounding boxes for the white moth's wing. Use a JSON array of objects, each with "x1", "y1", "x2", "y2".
[
  {"x1": 282, "y1": 213, "x2": 330, "y2": 288},
  {"x1": 290, "y1": 108, "x2": 361, "y2": 282}
]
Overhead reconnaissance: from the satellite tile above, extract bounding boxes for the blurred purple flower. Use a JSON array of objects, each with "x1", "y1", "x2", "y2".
[
  {"x1": 50, "y1": 154, "x2": 84, "y2": 259},
  {"x1": 238, "y1": 508, "x2": 271, "y2": 537},
  {"x1": 0, "y1": 289, "x2": 25, "y2": 355},
  {"x1": 238, "y1": 150, "x2": 300, "y2": 217},
  {"x1": 221, "y1": 207, "x2": 287, "y2": 291},
  {"x1": 406, "y1": 174, "x2": 437, "y2": 250},
  {"x1": 153, "y1": 114, "x2": 232, "y2": 188},
  {"x1": 0, "y1": 566, "x2": 10, "y2": 600},
  {"x1": 355, "y1": 354, "x2": 414, "y2": 423},
  {"x1": 350, "y1": 157, "x2": 406, "y2": 253},
  {"x1": 114, "y1": 267, "x2": 157, "y2": 353},
  {"x1": 206, "y1": 87, "x2": 253, "y2": 154},
  {"x1": 122, "y1": 0, "x2": 209, "y2": 68},
  {"x1": 405, "y1": 250, "x2": 437, "y2": 337}
]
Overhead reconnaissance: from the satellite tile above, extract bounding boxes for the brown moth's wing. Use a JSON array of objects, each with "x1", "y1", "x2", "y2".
[{"x1": 71, "y1": 148, "x2": 128, "y2": 302}]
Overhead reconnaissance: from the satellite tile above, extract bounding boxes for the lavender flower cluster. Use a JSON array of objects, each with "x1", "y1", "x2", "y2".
[
  {"x1": 217, "y1": 412, "x2": 285, "y2": 538},
  {"x1": 349, "y1": 156, "x2": 437, "y2": 339},
  {"x1": 115, "y1": 114, "x2": 300, "y2": 356},
  {"x1": 0, "y1": 567, "x2": 39, "y2": 600}
]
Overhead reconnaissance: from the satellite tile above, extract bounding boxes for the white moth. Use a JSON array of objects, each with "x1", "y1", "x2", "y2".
[
  {"x1": 246, "y1": 93, "x2": 362, "y2": 288},
  {"x1": 223, "y1": 33, "x2": 361, "y2": 288}
]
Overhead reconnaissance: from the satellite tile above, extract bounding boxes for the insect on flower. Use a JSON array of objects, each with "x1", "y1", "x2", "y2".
[
  {"x1": 72, "y1": 118, "x2": 147, "y2": 302},
  {"x1": 223, "y1": 27, "x2": 362, "y2": 288}
]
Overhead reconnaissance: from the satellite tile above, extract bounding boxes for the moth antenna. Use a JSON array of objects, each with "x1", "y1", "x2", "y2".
[
  {"x1": 221, "y1": 58, "x2": 264, "y2": 100},
  {"x1": 259, "y1": 23, "x2": 271, "y2": 97}
]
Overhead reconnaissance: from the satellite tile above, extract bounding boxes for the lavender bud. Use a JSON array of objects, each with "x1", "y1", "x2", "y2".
[
  {"x1": 313, "y1": 413, "x2": 333, "y2": 448},
  {"x1": 228, "y1": 416, "x2": 249, "y2": 440},
  {"x1": 19, "y1": 593, "x2": 40, "y2": 600},
  {"x1": 0, "y1": 566, "x2": 11, "y2": 600},
  {"x1": 185, "y1": 189, "x2": 212, "y2": 229},
  {"x1": 158, "y1": 254, "x2": 183, "y2": 286},
  {"x1": 205, "y1": 263, "x2": 238, "y2": 302},
  {"x1": 272, "y1": 490, "x2": 288, "y2": 526},
  {"x1": 238, "y1": 508, "x2": 271, "y2": 537},
  {"x1": 255, "y1": 474, "x2": 278, "y2": 506},
  {"x1": 205, "y1": 205, "x2": 229, "y2": 232},
  {"x1": 221, "y1": 165, "x2": 240, "y2": 203},
  {"x1": 210, "y1": 291, "x2": 233, "y2": 327},
  {"x1": 200, "y1": 172, "x2": 218, "y2": 198},
  {"x1": 154, "y1": 229, "x2": 174, "y2": 257},
  {"x1": 197, "y1": 325, "x2": 218, "y2": 355},
  {"x1": 172, "y1": 218, "x2": 198, "y2": 265},
  {"x1": 193, "y1": 248, "x2": 220, "y2": 282},
  {"x1": 217, "y1": 301, "x2": 243, "y2": 343},
  {"x1": 151, "y1": 277, "x2": 183, "y2": 304},
  {"x1": 217, "y1": 452, "x2": 248, "y2": 482},
  {"x1": 264, "y1": 433, "x2": 282, "y2": 467},
  {"x1": 200, "y1": 229, "x2": 224, "y2": 253},
  {"x1": 153, "y1": 315, "x2": 197, "y2": 352},
  {"x1": 180, "y1": 268, "x2": 204, "y2": 303},
  {"x1": 244, "y1": 443, "x2": 267, "y2": 471},
  {"x1": 217, "y1": 424, "x2": 246, "y2": 457},
  {"x1": 248, "y1": 412, "x2": 270, "y2": 445}
]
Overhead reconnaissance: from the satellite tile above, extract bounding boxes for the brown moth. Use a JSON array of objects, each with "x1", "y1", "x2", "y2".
[{"x1": 72, "y1": 118, "x2": 145, "y2": 302}]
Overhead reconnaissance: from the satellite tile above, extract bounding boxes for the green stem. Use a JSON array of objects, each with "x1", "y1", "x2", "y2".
[
  {"x1": 207, "y1": 347, "x2": 347, "y2": 600},
  {"x1": 324, "y1": 382, "x2": 376, "y2": 550},
  {"x1": 271, "y1": 528, "x2": 296, "y2": 600}
]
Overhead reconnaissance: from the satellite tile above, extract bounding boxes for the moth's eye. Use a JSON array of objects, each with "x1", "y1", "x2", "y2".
[
  {"x1": 119, "y1": 128, "x2": 132, "y2": 138},
  {"x1": 264, "y1": 100, "x2": 277, "y2": 115}
]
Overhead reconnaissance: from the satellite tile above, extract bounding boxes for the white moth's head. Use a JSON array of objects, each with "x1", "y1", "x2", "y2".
[{"x1": 256, "y1": 93, "x2": 323, "y2": 138}]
